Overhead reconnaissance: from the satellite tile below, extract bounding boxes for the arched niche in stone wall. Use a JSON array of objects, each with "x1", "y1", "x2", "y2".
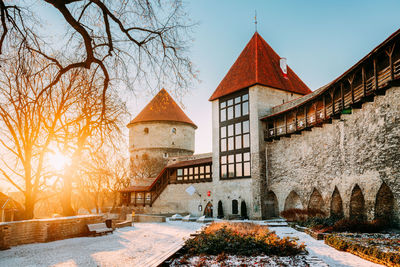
[
  {"x1": 217, "y1": 201, "x2": 224, "y2": 219},
  {"x1": 330, "y1": 187, "x2": 344, "y2": 218},
  {"x1": 349, "y1": 184, "x2": 366, "y2": 221},
  {"x1": 307, "y1": 188, "x2": 324, "y2": 213},
  {"x1": 284, "y1": 191, "x2": 303, "y2": 211},
  {"x1": 232, "y1": 199, "x2": 238, "y2": 215},
  {"x1": 265, "y1": 191, "x2": 279, "y2": 218},
  {"x1": 375, "y1": 182, "x2": 394, "y2": 222}
]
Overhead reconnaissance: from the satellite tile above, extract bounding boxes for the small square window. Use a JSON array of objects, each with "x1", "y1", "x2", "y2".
[
  {"x1": 228, "y1": 155, "x2": 234, "y2": 163},
  {"x1": 227, "y1": 107, "x2": 233, "y2": 120},
  {"x1": 227, "y1": 99, "x2": 233, "y2": 106},
  {"x1": 221, "y1": 126, "x2": 226, "y2": 138},
  {"x1": 205, "y1": 165, "x2": 211, "y2": 173},
  {"x1": 220, "y1": 109, "x2": 226, "y2": 122},
  {"x1": 243, "y1": 134, "x2": 250, "y2": 148},
  {"x1": 221, "y1": 138, "x2": 227, "y2": 152},
  {"x1": 221, "y1": 156, "x2": 227, "y2": 164},
  {"x1": 242, "y1": 94, "x2": 248, "y2": 101},
  {"x1": 228, "y1": 125, "x2": 234, "y2": 136},
  {"x1": 236, "y1": 163, "x2": 243, "y2": 177},
  {"x1": 243, "y1": 120, "x2": 250, "y2": 133},
  {"x1": 221, "y1": 165, "x2": 227, "y2": 178},
  {"x1": 235, "y1": 104, "x2": 241, "y2": 118},
  {"x1": 234, "y1": 96, "x2": 241, "y2": 104},
  {"x1": 235, "y1": 153, "x2": 242, "y2": 163},
  {"x1": 244, "y1": 152, "x2": 250, "y2": 162},
  {"x1": 220, "y1": 101, "x2": 226, "y2": 108},
  {"x1": 242, "y1": 102, "x2": 249, "y2": 115},
  {"x1": 235, "y1": 123, "x2": 241, "y2": 135}
]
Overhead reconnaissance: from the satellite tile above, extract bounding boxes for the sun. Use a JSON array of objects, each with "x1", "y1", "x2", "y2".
[{"x1": 48, "y1": 151, "x2": 71, "y2": 171}]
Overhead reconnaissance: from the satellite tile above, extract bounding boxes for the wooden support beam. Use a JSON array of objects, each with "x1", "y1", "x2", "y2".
[
  {"x1": 331, "y1": 89, "x2": 335, "y2": 115},
  {"x1": 386, "y1": 44, "x2": 395, "y2": 81},
  {"x1": 284, "y1": 113, "x2": 287, "y2": 135},
  {"x1": 314, "y1": 102, "x2": 317, "y2": 125},
  {"x1": 340, "y1": 83, "x2": 345, "y2": 110},
  {"x1": 373, "y1": 58, "x2": 378, "y2": 91},
  {"x1": 362, "y1": 66, "x2": 367, "y2": 97},
  {"x1": 349, "y1": 75, "x2": 354, "y2": 104},
  {"x1": 295, "y1": 108, "x2": 298, "y2": 132},
  {"x1": 323, "y1": 94, "x2": 326, "y2": 119},
  {"x1": 304, "y1": 105, "x2": 308, "y2": 128}
]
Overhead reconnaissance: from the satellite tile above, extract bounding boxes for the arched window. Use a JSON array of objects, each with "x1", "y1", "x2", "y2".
[
  {"x1": 144, "y1": 127, "x2": 149, "y2": 134},
  {"x1": 172, "y1": 128, "x2": 176, "y2": 134},
  {"x1": 232, "y1": 199, "x2": 238, "y2": 214}
]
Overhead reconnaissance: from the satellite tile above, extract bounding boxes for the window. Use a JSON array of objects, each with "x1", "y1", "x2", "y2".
[
  {"x1": 176, "y1": 164, "x2": 212, "y2": 182},
  {"x1": 144, "y1": 127, "x2": 149, "y2": 134},
  {"x1": 219, "y1": 90, "x2": 251, "y2": 179},
  {"x1": 172, "y1": 128, "x2": 176, "y2": 134}
]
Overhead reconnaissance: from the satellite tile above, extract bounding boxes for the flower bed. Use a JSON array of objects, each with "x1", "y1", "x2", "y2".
[
  {"x1": 169, "y1": 222, "x2": 308, "y2": 265},
  {"x1": 170, "y1": 254, "x2": 319, "y2": 267},
  {"x1": 325, "y1": 233, "x2": 400, "y2": 266}
]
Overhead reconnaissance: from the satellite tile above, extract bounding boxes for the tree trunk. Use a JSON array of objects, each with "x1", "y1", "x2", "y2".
[
  {"x1": 24, "y1": 193, "x2": 35, "y2": 219},
  {"x1": 61, "y1": 168, "x2": 75, "y2": 216}
]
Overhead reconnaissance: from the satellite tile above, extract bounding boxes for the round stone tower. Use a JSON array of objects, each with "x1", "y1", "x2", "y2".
[{"x1": 127, "y1": 89, "x2": 197, "y2": 177}]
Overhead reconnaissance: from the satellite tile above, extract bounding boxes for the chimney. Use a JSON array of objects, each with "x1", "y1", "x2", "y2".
[{"x1": 280, "y1": 58, "x2": 288, "y2": 79}]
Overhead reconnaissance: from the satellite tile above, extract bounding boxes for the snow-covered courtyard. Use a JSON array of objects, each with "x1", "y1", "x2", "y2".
[{"x1": 0, "y1": 220, "x2": 382, "y2": 267}]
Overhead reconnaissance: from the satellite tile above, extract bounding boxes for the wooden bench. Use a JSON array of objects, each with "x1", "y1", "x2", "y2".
[{"x1": 87, "y1": 223, "x2": 113, "y2": 236}]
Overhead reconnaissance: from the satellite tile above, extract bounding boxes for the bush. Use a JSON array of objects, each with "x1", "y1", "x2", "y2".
[
  {"x1": 325, "y1": 234, "x2": 400, "y2": 265},
  {"x1": 280, "y1": 208, "x2": 325, "y2": 222},
  {"x1": 332, "y1": 219, "x2": 386, "y2": 233},
  {"x1": 183, "y1": 222, "x2": 306, "y2": 256}
]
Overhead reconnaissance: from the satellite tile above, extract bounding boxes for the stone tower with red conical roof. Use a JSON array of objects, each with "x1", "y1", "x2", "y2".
[
  {"x1": 128, "y1": 89, "x2": 197, "y2": 179},
  {"x1": 209, "y1": 32, "x2": 311, "y2": 219}
]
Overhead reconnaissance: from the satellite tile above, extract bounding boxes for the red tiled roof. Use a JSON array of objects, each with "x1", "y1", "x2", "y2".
[
  {"x1": 167, "y1": 157, "x2": 212, "y2": 168},
  {"x1": 128, "y1": 89, "x2": 197, "y2": 128},
  {"x1": 119, "y1": 186, "x2": 151, "y2": 192},
  {"x1": 0, "y1": 192, "x2": 23, "y2": 210},
  {"x1": 209, "y1": 32, "x2": 311, "y2": 101}
]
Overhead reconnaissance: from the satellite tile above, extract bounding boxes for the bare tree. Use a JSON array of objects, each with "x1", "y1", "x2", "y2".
[
  {"x1": 0, "y1": 52, "x2": 86, "y2": 219},
  {"x1": 130, "y1": 153, "x2": 166, "y2": 179},
  {"x1": 77, "y1": 148, "x2": 130, "y2": 214},
  {"x1": 0, "y1": 0, "x2": 196, "y2": 105}
]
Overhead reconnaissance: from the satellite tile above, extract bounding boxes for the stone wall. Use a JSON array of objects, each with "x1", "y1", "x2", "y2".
[
  {"x1": 0, "y1": 215, "x2": 102, "y2": 249},
  {"x1": 248, "y1": 85, "x2": 303, "y2": 219},
  {"x1": 143, "y1": 182, "x2": 214, "y2": 217},
  {"x1": 265, "y1": 86, "x2": 400, "y2": 224},
  {"x1": 128, "y1": 121, "x2": 195, "y2": 157}
]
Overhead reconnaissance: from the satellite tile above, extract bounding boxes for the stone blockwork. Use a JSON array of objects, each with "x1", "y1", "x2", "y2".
[
  {"x1": 0, "y1": 215, "x2": 102, "y2": 249},
  {"x1": 266, "y1": 86, "x2": 400, "y2": 224},
  {"x1": 143, "y1": 182, "x2": 214, "y2": 217}
]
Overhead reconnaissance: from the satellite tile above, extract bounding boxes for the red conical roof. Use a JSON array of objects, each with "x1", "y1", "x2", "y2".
[
  {"x1": 209, "y1": 32, "x2": 311, "y2": 101},
  {"x1": 128, "y1": 89, "x2": 197, "y2": 128}
]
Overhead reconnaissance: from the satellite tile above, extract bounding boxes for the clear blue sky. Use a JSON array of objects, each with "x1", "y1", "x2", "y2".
[
  {"x1": 29, "y1": 0, "x2": 400, "y2": 154},
  {"x1": 175, "y1": 0, "x2": 400, "y2": 153}
]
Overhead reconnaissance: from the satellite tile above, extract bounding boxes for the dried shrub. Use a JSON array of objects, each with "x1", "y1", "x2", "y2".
[
  {"x1": 280, "y1": 208, "x2": 326, "y2": 222},
  {"x1": 325, "y1": 234, "x2": 400, "y2": 265},
  {"x1": 332, "y1": 219, "x2": 386, "y2": 233},
  {"x1": 183, "y1": 222, "x2": 305, "y2": 256}
]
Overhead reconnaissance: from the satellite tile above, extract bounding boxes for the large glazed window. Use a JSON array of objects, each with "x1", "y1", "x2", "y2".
[
  {"x1": 219, "y1": 90, "x2": 250, "y2": 179},
  {"x1": 176, "y1": 163, "x2": 212, "y2": 183}
]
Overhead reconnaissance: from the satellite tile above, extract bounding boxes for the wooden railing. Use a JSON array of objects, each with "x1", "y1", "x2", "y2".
[{"x1": 265, "y1": 54, "x2": 400, "y2": 140}]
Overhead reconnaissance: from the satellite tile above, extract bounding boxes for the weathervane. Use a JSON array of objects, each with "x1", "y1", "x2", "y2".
[{"x1": 254, "y1": 10, "x2": 257, "y2": 32}]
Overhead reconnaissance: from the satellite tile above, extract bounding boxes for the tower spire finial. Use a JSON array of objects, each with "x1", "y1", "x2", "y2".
[{"x1": 254, "y1": 10, "x2": 257, "y2": 32}]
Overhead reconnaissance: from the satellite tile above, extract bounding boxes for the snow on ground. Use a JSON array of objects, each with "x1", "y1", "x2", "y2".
[
  {"x1": 271, "y1": 226, "x2": 382, "y2": 267},
  {"x1": 0, "y1": 220, "x2": 203, "y2": 267},
  {"x1": 0, "y1": 220, "x2": 384, "y2": 267}
]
